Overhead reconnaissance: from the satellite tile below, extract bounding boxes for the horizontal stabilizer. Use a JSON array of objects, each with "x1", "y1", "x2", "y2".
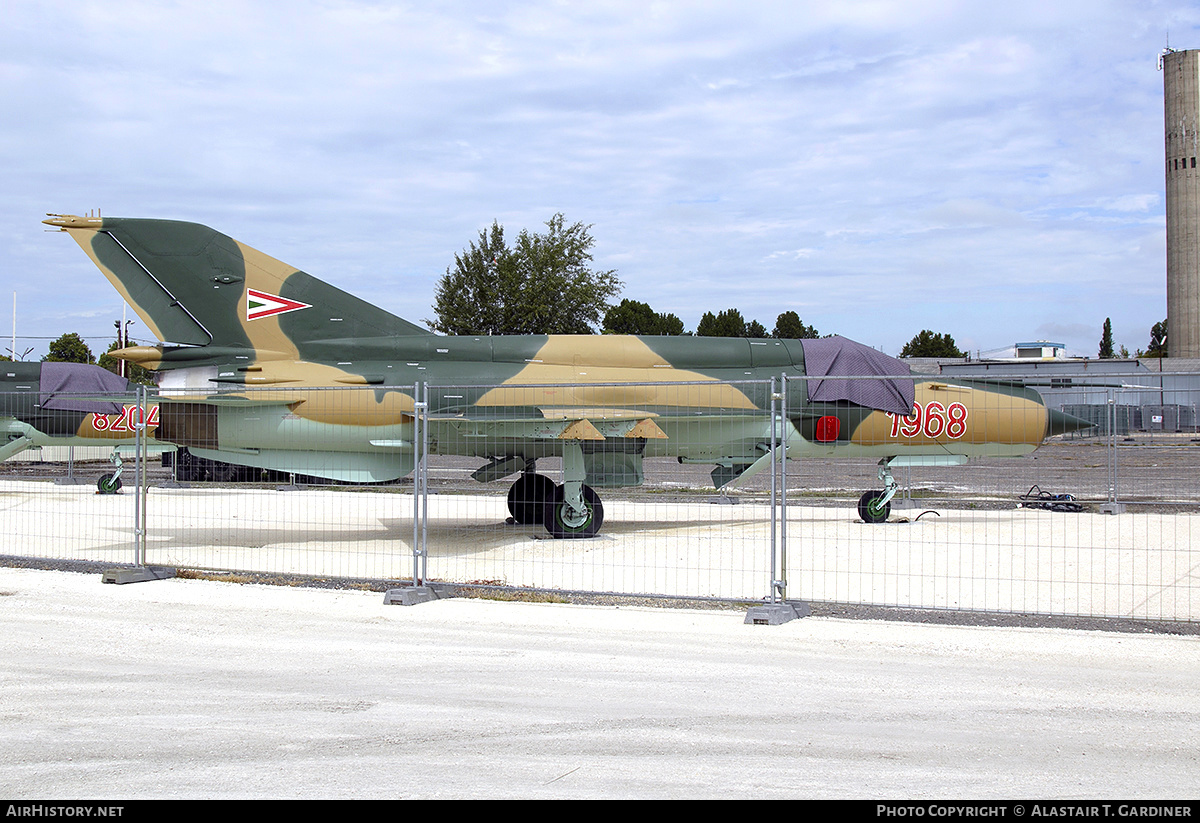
[{"x1": 157, "y1": 394, "x2": 299, "y2": 407}]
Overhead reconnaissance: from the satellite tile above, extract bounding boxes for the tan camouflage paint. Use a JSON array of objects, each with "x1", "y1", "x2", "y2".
[
  {"x1": 74, "y1": 410, "x2": 160, "y2": 440},
  {"x1": 232, "y1": 239, "x2": 307, "y2": 362},
  {"x1": 59, "y1": 224, "x2": 170, "y2": 344},
  {"x1": 848, "y1": 382, "x2": 1048, "y2": 448},
  {"x1": 478, "y1": 336, "x2": 759, "y2": 411}
]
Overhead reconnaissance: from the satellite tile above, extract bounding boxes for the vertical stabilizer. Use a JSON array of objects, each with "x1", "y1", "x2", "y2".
[{"x1": 44, "y1": 215, "x2": 429, "y2": 361}]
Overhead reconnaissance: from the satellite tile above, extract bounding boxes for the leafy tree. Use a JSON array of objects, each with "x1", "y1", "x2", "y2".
[
  {"x1": 42, "y1": 332, "x2": 93, "y2": 364},
  {"x1": 1099, "y1": 318, "x2": 1114, "y2": 359},
  {"x1": 1145, "y1": 318, "x2": 1168, "y2": 358},
  {"x1": 772, "y1": 311, "x2": 819, "y2": 340},
  {"x1": 696, "y1": 309, "x2": 746, "y2": 337},
  {"x1": 899, "y1": 330, "x2": 964, "y2": 358},
  {"x1": 656, "y1": 313, "x2": 685, "y2": 336},
  {"x1": 603, "y1": 299, "x2": 685, "y2": 336},
  {"x1": 696, "y1": 309, "x2": 772, "y2": 338},
  {"x1": 429, "y1": 214, "x2": 621, "y2": 335}
]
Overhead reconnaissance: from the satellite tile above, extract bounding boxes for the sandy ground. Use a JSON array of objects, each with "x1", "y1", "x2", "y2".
[{"x1": 0, "y1": 565, "x2": 1197, "y2": 799}]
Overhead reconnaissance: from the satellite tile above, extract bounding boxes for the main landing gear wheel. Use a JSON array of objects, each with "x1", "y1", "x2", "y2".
[
  {"x1": 507, "y1": 473, "x2": 556, "y2": 525},
  {"x1": 858, "y1": 490, "x2": 890, "y2": 524},
  {"x1": 97, "y1": 473, "x2": 122, "y2": 494},
  {"x1": 543, "y1": 483, "x2": 604, "y2": 539}
]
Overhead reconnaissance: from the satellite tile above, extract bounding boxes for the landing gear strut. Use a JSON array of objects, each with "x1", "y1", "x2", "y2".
[
  {"x1": 542, "y1": 443, "x2": 604, "y2": 539},
  {"x1": 543, "y1": 482, "x2": 603, "y2": 538},
  {"x1": 503, "y1": 446, "x2": 606, "y2": 539},
  {"x1": 858, "y1": 460, "x2": 899, "y2": 524},
  {"x1": 97, "y1": 451, "x2": 124, "y2": 494}
]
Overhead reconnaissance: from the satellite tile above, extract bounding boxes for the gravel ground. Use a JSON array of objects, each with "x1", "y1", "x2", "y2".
[
  {"x1": 5, "y1": 553, "x2": 1194, "y2": 636},
  {"x1": 5, "y1": 436, "x2": 1199, "y2": 630},
  {"x1": 2, "y1": 564, "x2": 1198, "y2": 799}
]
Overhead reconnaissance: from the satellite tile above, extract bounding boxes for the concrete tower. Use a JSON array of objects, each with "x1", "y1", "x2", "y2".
[{"x1": 1163, "y1": 48, "x2": 1200, "y2": 358}]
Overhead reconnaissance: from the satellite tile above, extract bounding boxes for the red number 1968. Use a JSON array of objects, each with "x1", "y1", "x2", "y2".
[{"x1": 887, "y1": 401, "x2": 968, "y2": 439}]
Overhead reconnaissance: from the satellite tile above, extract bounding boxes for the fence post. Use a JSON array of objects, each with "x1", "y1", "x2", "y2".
[
  {"x1": 744, "y1": 374, "x2": 806, "y2": 624},
  {"x1": 384, "y1": 382, "x2": 436, "y2": 605},
  {"x1": 1101, "y1": 387, "x2": 1125, "y2": 515},
  {"x1": 412, "y1": 381, "x2": 427, "y2": 586},
  {"x1": 420, "y1": 381, "x2": 430, "y2": 585},
  {"x1": 102, "y1": 383, "x2": 175, "y2": 584},
  {"x1": 779, "y1": 372, "x2": 788, "y2": 602},
  {"x1": 768, "y1": 376, "x2": 778, "y2": 605},
  {"x1": 132, "y1": 384, "x2": 143, "y2": 566}
]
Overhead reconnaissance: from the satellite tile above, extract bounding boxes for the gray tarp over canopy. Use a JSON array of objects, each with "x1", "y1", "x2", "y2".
[
  {"x1": 38, "y1": 362, "x2": 128, "y2": 415},
  {"x1": 799, "y1": 336, "x2": 915, "y2": 416}
]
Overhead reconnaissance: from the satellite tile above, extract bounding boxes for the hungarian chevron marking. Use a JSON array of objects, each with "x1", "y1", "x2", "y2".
[{"x1": 246, "y1": 289, "x2": 312, "y2": 321}]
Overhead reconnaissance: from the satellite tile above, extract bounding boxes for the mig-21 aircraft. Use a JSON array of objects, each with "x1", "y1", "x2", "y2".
[{"x1": 43, "y1": 214, "x2": 1089, "y2": 536}]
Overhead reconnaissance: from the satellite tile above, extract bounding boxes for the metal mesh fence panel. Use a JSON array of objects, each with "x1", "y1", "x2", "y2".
[
  {"x1": 138, "y1": 385, "x2": 421, "y2": 580},
  {"x1": 783, "y1": 374, "x2": 1199, "y2": 621},
  {"x1": 1, "y1": 371, "x2": 1197, "y2": 622},
  {"x1": 0, "y1": 389, "x2": 155, "y2": 565},
  {"x1": 418, "y1": 379, "x2": 777, "y2": 602}
]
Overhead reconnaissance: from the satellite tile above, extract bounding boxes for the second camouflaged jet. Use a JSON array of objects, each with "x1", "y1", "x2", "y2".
[
  {"x1": 0, "y1": 360, "x2": 165, "y2": 491},
  {"x1": 44, "y1": 214, "x2": 1090, "y2": 536}
]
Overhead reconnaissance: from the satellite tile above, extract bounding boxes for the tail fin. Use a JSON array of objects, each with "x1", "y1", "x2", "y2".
[{"x1": 44, "y1": 215, "x2": 429, "y2": 362}]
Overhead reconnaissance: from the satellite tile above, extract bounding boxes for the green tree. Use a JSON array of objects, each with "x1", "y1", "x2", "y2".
[
  {"x1": 1099, "y1": 318, "x2": 1114, "y2": 358},
  {"x1": 1145, "y1": 318, "x2": 1168, "y2": 358},
  {"x1": 696, "y1": 309, "x2": 746, "y2": 337},
  {"x1": 772, "y1": 311, "x2": 819, "y2": 340},
  {"x1": 899, "y1": 330, "x2": 964, "y2": 358},
  {"x1": 42, "y1": 332, "x2": 94, "y2": 364},
  {"x1": 429, "y1": 214, "x2": 621, "y2": 335},
  {"x1": 695, "y1": 309, "x2": 772, "y2": 338},
  {"x1": 656, "y1": 313, "x2": 685, "y2": 336},
  {"x1": 602, "y1": 299, "x2": 685, "y2": 336}
]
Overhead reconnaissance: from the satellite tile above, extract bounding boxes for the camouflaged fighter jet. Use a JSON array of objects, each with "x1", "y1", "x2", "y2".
[
  {"x1": 44, "y1": 214, "x2": 1090, "y2": 536},
  {"x1": 0, "y1": 360, "x2": 164, "y2": 491}
]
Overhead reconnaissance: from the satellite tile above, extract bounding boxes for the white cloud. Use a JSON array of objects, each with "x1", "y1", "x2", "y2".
[{"x1": 0, "y1": 0, "x2": 1194, "y2": 358}]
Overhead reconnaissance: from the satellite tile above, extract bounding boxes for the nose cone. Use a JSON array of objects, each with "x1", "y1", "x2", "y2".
[{"x1": 1046, "y1": 408, "x2": 1095, "y2": 437}]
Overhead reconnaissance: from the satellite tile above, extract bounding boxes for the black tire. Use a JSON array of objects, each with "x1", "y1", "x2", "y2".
[
  {"x1": 174, "y1": 449, "x2": 200, "y2": 482},
  {"x1": 97, "y1": 473, "x2": 122, "y2": 494},
  {"x1": 507, "y1": 473, "x2": 556, "y2": 524},
  {"x1": 858, "y1": 490, "x2": 889, "y2": 524},
  {"x1": 543, "y1": 483, "x2": 604, "y2": 539},
  {"x1": 209, "y1": 462, "x2": 236, "y2": 483}
]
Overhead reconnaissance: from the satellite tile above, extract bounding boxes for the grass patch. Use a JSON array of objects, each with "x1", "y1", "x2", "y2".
[
  {"x1": 176, "y1": 568, "x2": 259, "y2": 585},
  {"x1": 453, "y1": 580, "x2": 569, "y2": 603}
]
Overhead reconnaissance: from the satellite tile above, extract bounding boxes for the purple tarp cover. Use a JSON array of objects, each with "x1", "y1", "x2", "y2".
[
  {"x1": 39, "y1": 362, "x2": 128, "y2": 415},
  {"x1": 799, "y1": 336, "x2": 915, "y2": 416}
]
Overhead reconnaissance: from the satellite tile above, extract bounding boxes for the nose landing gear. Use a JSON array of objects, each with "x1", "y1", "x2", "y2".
[{"x1": 858, "y1": 461, "x2": 900, "y2": 524}]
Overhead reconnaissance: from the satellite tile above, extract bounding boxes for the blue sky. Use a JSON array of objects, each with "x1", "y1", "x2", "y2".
[{"x1": 3, "y1": 0, "x2": 1198, "y2": 360}]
